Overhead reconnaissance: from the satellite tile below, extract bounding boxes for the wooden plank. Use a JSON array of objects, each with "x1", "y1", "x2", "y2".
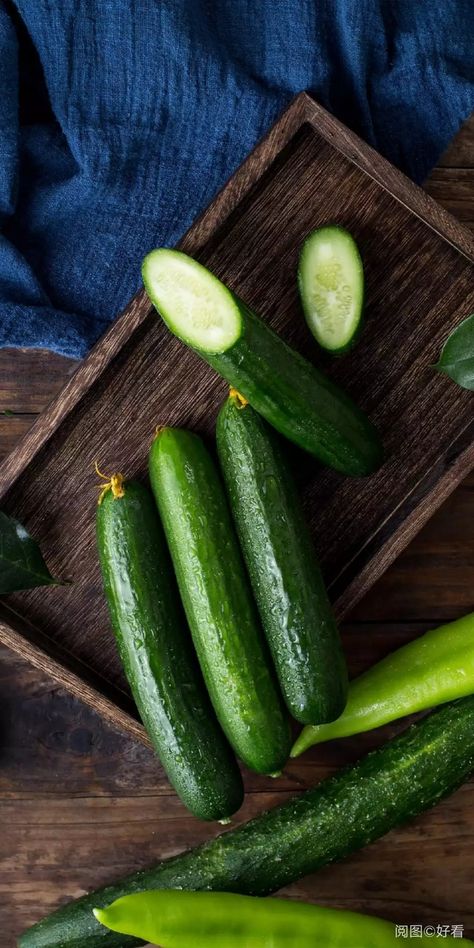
[
  {"x1": 0, "y1": 415, "x2": 37, "y2": 461},
  {"x1": 425, "y1": 168, "x2": 474, "y2": 226},
  {"x1": 354, "y1": 470, "x2": 474, "y2": 623},
  {"x1": 0, "y1": 349, "x2": 75, "y2": 413}
]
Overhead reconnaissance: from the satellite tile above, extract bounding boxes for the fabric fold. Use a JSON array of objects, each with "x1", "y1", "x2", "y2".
[{"x1": 0, "y1": 0, "x2": 473, "y2": 358}]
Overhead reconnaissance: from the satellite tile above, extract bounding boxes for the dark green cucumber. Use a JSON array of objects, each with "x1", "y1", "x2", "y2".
[
  {"x1": 96, "y1": 479, "x2": 243, "y2": 822},
  {"x1": 149, "y1": 428, "x2": 291, "y2": 775},
  {"x1": 298, "y1": 225, "x2": 364, "y2": 354},
  {"x1": 217, "y1": 392, "x2": 348, "y2": 724},
  {"x1": 21, "y1": 696, "x2": 474, "y2": 948},
  {"x1": 142, "y1": 249, "x2": 383, "y2": 477}
]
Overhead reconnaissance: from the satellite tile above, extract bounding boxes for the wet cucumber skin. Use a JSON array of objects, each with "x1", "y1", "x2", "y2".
[
  {"x1": 20, "y1": 696, "x2": 474, "y2": 948},
  {"x1": 96, "y1": 481, "x2": 243, "y2": 823},
  {"x1": 148, "y1": 428, "x2": 291, "y2": 775},
  {"x1": 217, "y1": 396, "x2": 348, "y2": 724},
  {"x1": 206, "y1": 302, "x2": 383, "y2": 477}
]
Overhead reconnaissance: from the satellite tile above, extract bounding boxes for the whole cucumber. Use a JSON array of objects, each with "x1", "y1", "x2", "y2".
[
  {"x1": 97, "y1": 478, "x2": 243, "y2": 822},
  {"x1": 217, "y1": 392, "x2": 347, "y2": 724},
  {"x1": 149, "y1": 428, "x2": 291, "y2": 775},
  {"x1": 21, "y1": 696, "x2": 474, "y2": 948}
]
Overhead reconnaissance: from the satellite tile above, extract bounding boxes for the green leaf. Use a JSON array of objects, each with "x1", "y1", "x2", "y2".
[
  {"x1": 0, "y1": 511, "x2": 58, "y2": 594},
  {"x1": 436, "y1": 313, "x2": 474, "y2": 390}
]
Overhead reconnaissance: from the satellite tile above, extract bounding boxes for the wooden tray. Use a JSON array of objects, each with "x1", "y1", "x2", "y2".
[{"x1": 1, "y1": 93, "x2": 474, "y2": 748}]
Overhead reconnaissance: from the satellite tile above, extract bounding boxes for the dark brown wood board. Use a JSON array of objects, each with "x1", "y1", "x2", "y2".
[{"x1": 1, "y1": 92, "x2": 474, "y2": 748}]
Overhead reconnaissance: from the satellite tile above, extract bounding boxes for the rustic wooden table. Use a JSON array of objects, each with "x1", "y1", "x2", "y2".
[{"x1": 1, "y1": 117, "x2": 474, "y2": 946}]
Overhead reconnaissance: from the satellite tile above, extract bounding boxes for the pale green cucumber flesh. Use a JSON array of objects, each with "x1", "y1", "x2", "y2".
[
  {"x1": 142, "y1": 248, "x2": 242, "y2": 353},
  {"x1": 298, "y1": 225, "x2": 364, "y2": 353}
]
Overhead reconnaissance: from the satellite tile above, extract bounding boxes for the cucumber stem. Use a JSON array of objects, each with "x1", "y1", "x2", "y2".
[
  {"x1": 95, "y1": 463, "x2": 126, "y2": 505},
  {"x1": 229, "y1": 387, "x2": 249, "y2": 409}
]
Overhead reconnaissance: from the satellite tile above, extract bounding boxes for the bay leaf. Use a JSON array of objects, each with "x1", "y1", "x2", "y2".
[
  {"x1": 0, "y1": 511, "x2": 58, "y2": 594},
  {"x1": 436, "y1": 313, "x2": 474, "y2": 391}
]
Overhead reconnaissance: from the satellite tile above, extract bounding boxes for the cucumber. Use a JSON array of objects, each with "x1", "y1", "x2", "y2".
[
  {"x1": 298, "y1": 225, "x2": 364, "y2": 354},
  {"x1": 142, "y1": 249, "x2": 383, "y2": 477},
  {"x1": 149, "y1": 427, "x2": 291, "y2": 775},
  {"x1": 21, "y1": 696, "x2": 474, "y2": 948},
  {"x1": 96, "y1": 478, "x2": 243, "y2": 822},
  {"x1": 216, "y1": 392, "x2": 348, "y2": 724}
]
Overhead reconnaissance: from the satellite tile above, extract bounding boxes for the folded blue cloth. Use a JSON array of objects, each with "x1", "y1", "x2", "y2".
[{"x1": 1, "y1": 0, "x2": 473, "y2": 358}]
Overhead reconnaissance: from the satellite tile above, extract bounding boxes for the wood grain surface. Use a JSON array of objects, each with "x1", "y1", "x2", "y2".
[{"x1": 1, "y1": 103, "x2": 474, "y2": 945}]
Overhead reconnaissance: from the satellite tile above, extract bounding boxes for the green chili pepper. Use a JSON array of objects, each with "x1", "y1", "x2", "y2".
[
  {"x1": 292, "y1": 611, "x2": 474, "y2": 757},
  {"x1": 94, "y1": 890, "x2": 473, "y2": 946}
]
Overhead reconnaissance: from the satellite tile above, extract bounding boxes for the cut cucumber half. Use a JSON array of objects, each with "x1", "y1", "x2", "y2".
[
  {"x1": 298, "y1": 225, "x2": 364, "y2": 354},
  {"x1": 142, "y1": 248, "x2": 241, "y2": 353}
]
